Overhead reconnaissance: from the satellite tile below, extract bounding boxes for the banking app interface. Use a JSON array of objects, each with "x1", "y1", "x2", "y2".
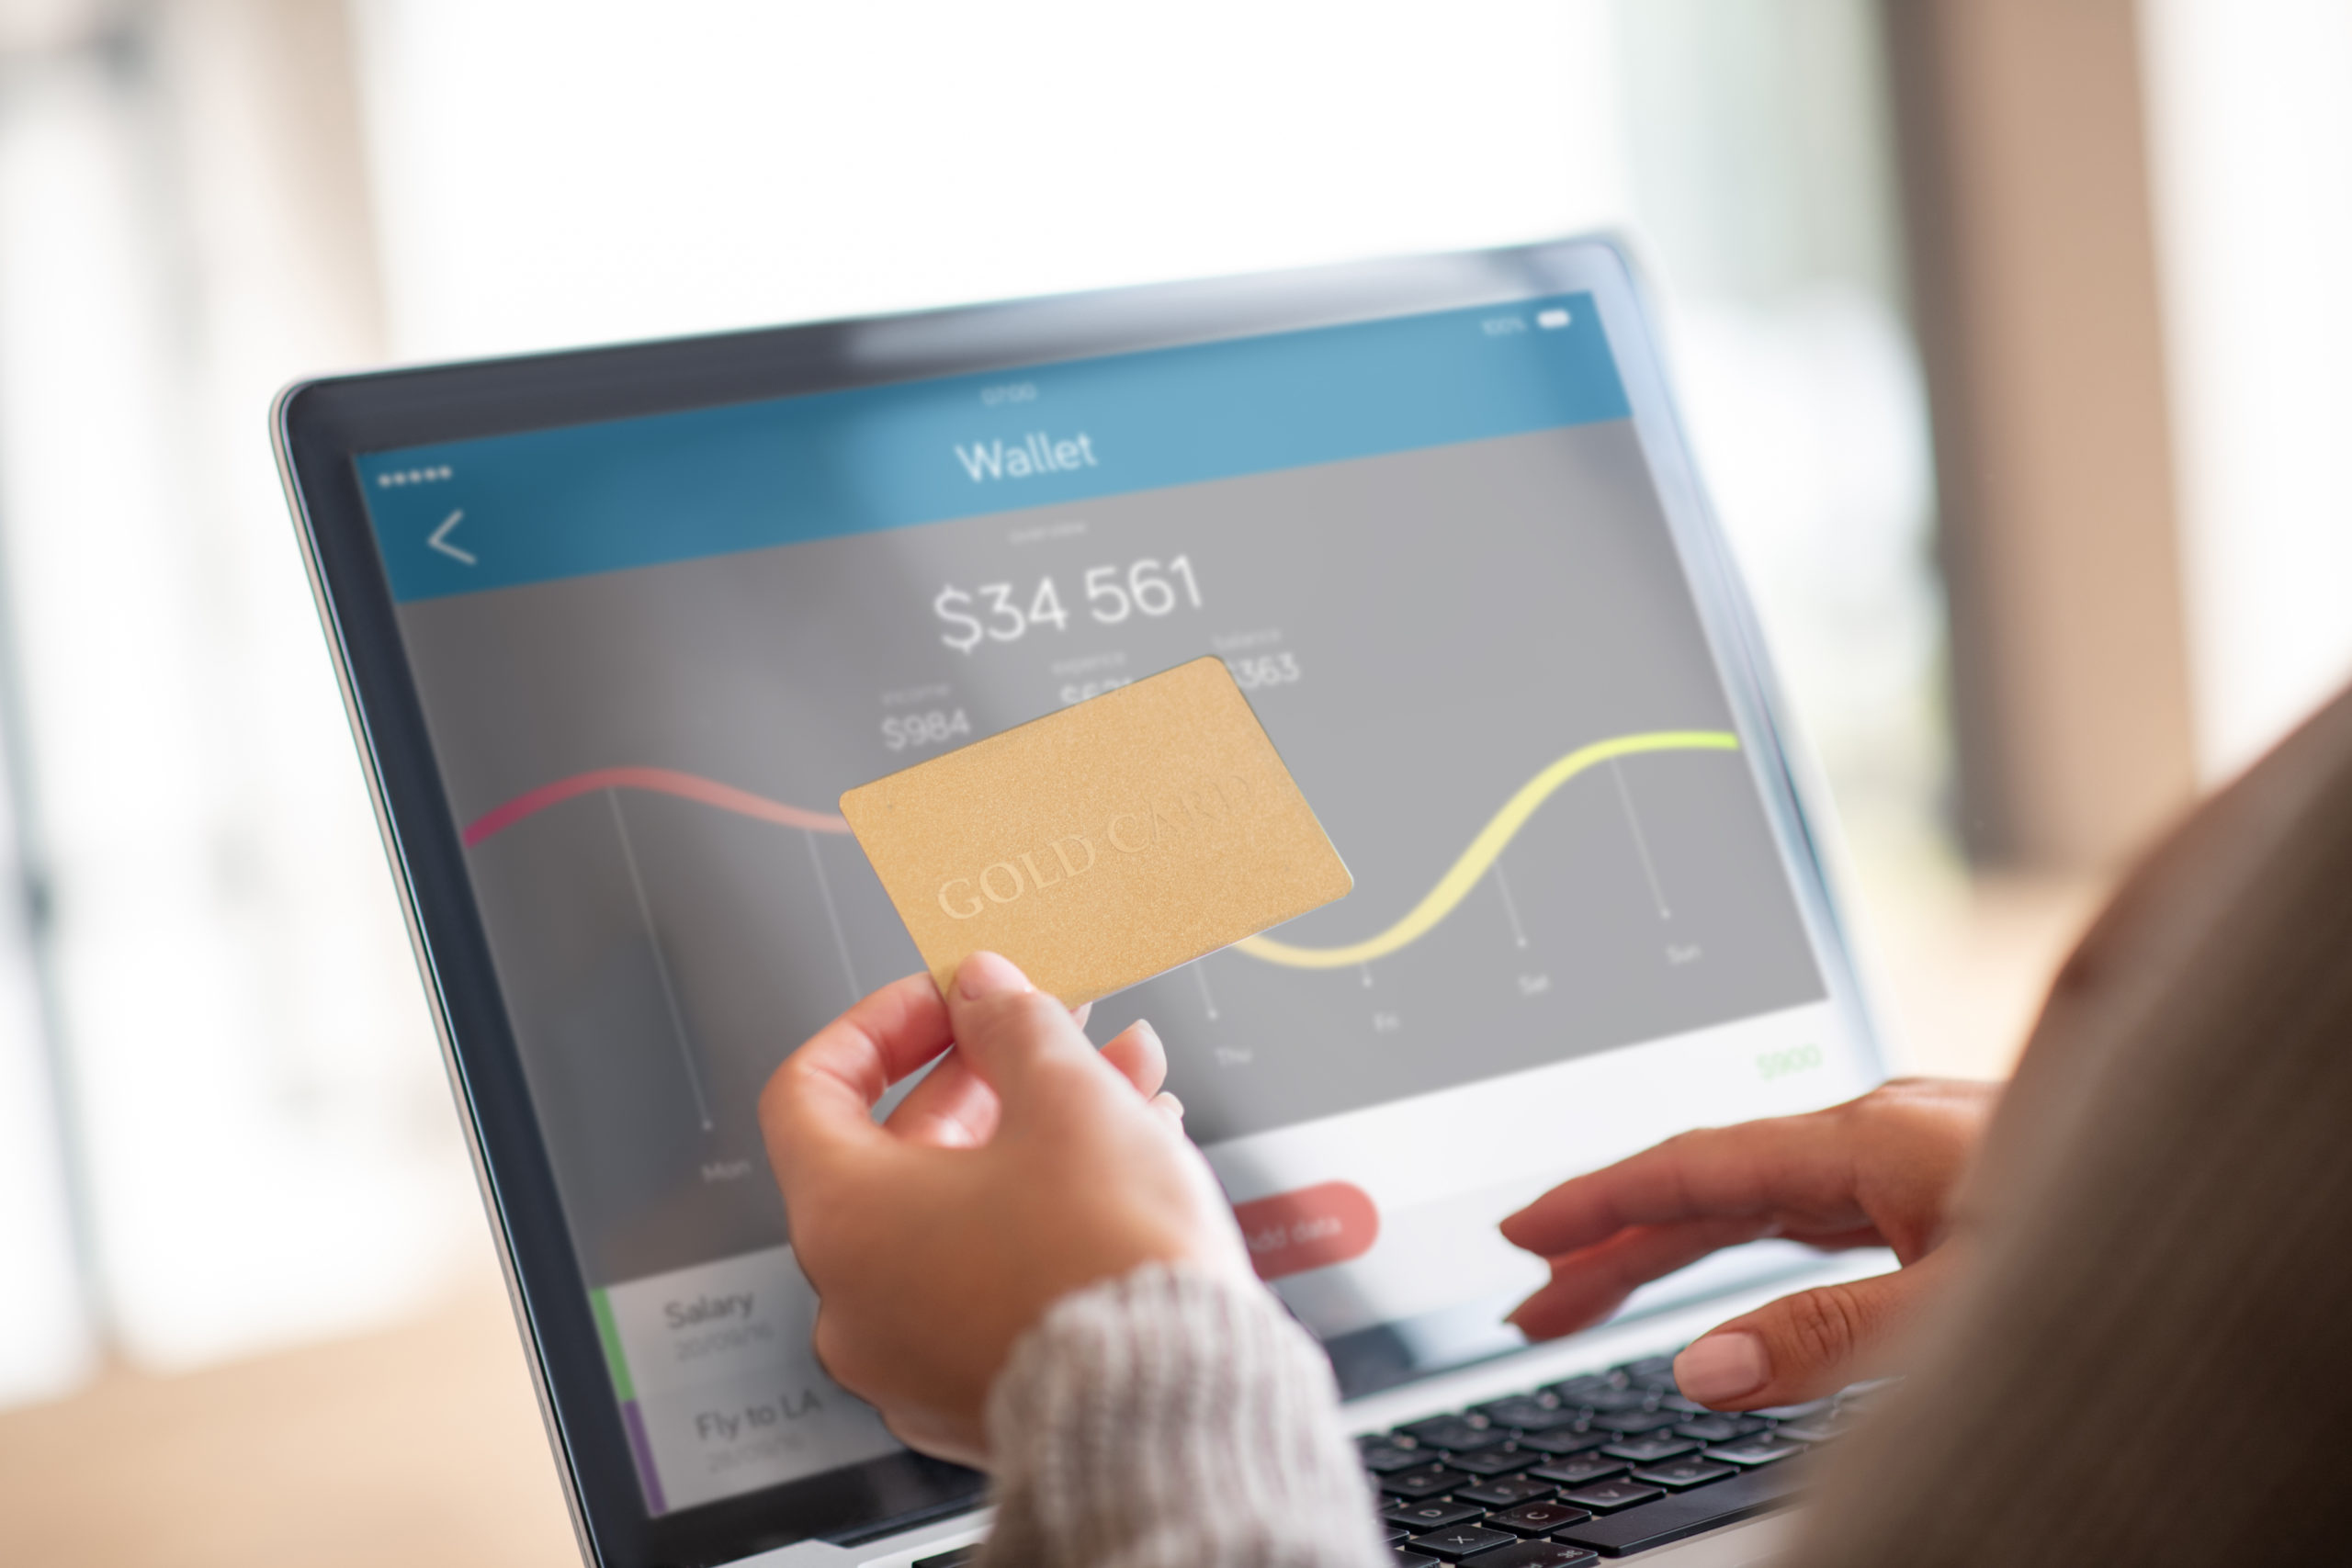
[{"x1": 357, "y1": 297, "x2": 1871, "y2": 1519}]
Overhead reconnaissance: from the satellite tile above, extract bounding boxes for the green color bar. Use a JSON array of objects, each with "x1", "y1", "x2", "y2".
[{"x1": 589, "y1": 1288, "x2": 636, "y2": 1402}]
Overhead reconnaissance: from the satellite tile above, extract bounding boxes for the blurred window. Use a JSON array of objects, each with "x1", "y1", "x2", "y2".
[{"x1": 2141, "y1": 0, "x2": 2352, "y2": 779}]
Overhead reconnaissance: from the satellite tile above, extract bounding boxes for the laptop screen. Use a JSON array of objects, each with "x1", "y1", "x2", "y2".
[{"x1": 354, "y1": 292, "x2": 1874, "y2": 1520}]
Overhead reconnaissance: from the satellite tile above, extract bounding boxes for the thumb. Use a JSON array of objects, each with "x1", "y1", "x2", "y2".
[
  {"x1": 1671, "y1": 1247, "x2": 1958, "y2": 1410},
  {"x1": 944, "y1": 952, "x2": 1124, "y2": 1122}
]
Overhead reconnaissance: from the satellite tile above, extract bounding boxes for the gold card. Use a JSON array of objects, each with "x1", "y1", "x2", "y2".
[{"x1": 841, "y1": 656, "x2": 1351, "y2": 1006}]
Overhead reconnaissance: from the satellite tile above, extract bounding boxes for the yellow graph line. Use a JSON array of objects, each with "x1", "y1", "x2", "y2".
[{"x1": 1232, "y1": 730, "x2": 1741, "y2": 970}]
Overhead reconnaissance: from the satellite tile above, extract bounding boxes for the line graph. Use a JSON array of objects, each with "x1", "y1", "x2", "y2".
[
  {"x1": 1232, "y1": 730, "x2": 1738, "y2": 969},
  {"x1": 464, "y1": 766, "x2": 851, "y2": 846},
  {"x1": 464, "y1": 766, "x2": 858, "y2": 1144},
  {"x1": 462, "y1": 730, "x2": 1739, "y2": 975}
]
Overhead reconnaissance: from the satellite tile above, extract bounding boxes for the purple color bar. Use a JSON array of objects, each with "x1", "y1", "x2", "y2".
[{"x1": 621, "y1": 1399, "x2": 669, "y2": 1515}]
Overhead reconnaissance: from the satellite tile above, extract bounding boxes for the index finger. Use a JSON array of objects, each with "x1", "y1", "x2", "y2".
[
  {"x1": 758, "y1": 973, "x2": 952, "y2": 1189},
  {"x1": 1499, "y1": 1111, "x2": 1874, "y2": 1259}
]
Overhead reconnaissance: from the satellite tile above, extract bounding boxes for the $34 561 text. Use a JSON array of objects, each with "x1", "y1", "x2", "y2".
[{"x1": 933, "y1": 556, "x2": 1203, "y2": 655}]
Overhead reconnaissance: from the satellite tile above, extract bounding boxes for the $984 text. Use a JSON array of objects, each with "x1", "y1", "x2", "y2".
[
  {"x1": 881, "y1": 708, "x2": 972, "y2": 752},
  {"x1": 934, "y1": 556, "x2": 1202, "y2": 655}
]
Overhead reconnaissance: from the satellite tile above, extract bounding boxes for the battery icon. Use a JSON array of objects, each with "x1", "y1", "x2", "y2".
[{"x1": 1536, "y1": 308, "x2": 1571, "y2": 330}]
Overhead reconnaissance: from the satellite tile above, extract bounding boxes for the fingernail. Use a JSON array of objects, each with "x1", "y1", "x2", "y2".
[
  {"x1": 1673, "y1": 1333, "x2": 1769, "y2": 1407},
  {"x1": 1155, "y1": 1091, "x2": 1184, "y2": 1120},
  {"x1": 956, "y1": 951, "x2": 1032, "y2": 1000},
  {"x1": 1127, "y1": 1018, "x2": 1162, "y2": 1054}
]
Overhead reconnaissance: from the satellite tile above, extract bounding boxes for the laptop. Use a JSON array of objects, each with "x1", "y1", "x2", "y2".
[{"x1": 273, "y1": 237, "x2": 1894, "y2": 1568}]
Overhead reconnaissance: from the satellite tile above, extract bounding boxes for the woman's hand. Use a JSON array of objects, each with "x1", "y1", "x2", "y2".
[
  {"x1": 1499, "y1": 1078, "x2": 1998, "y2": 1409},
  {"x1": 759, "y1": 952, "x2": 1252, "y2": 1466}
]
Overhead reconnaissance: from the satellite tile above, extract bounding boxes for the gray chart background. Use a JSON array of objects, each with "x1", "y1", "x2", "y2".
[{"x1": 396, "y1": 423, "x2": 1826, "y2": 1286}]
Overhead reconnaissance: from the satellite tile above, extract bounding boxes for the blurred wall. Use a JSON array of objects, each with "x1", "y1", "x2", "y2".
[
  {"x1": 1886, "y1": 0, "x2": 2198, "y2": 872},
  {"x1": 1885, "y1": 0, "x2": 2352, "y2": 866}
]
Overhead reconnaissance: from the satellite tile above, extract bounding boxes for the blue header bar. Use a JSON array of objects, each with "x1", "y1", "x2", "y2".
[{"x1": 357, "y1": 293, "x2": 1626, "y2": 602}]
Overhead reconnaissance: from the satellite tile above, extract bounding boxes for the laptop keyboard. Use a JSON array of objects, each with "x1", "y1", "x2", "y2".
[
  {"x1": 910, "y1": 1352, "x2": 1877, "y2": 1568},
  {"x1": 1367, "y1": 1351, "x2": 1881, "y2": 1562}
]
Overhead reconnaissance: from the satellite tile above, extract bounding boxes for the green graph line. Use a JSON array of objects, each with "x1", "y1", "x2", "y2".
[{"x1": 1232, "y1": 729, "x2": 1740, "y2": 970}]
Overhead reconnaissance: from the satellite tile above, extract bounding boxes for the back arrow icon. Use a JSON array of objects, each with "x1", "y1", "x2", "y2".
[{"x1": 428, "y1": 509, "x2": 476, "y2": 565}]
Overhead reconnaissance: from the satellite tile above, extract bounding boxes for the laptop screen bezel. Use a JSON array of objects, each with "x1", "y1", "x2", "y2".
[{"x1": 273, "y1": 236, "x2": 1888, "y2": 1568}]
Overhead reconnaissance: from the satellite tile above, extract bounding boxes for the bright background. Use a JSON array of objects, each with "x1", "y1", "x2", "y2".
[{"x1": 0, "y1": 1, "x2": 2345, "y2": 1559}]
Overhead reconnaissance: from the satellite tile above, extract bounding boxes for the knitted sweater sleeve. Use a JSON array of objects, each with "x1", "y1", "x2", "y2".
[{"x1": 978, "y1": 1262, "x2": 1387, "y2": 1568}]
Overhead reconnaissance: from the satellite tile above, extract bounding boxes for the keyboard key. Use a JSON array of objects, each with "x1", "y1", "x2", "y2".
[
  {"x1": 1543, "y1": 1373, "x2": 1619, "y2": 1402},
  {"x1": 1453, "y1": 1474, "x2": 1557, "y2": 1509},
  {"x1": 1446, "y1": 1446, "x2": 1540, "y2": 1477},
  {"x1": 1629, "y1": 1458, "x2": 1736, "y2": 1490},
  {"x1": 1558, "y1": 1478, "x2": 1667, "y2": 1514},
  {"x1": 1363, "y1": 1440, "x2": 1428, "y2": 1474},
  {"x1": 1598, "y1": 1436, "x2": 1699, "y2": 1464},
  {"x1": 1515, "y1": 1427, "x2": 1611, "y2": 1457},
  {"x1": 1572, "y1": 1388, "x2": 1654, "y2": 1415},
  {"x1": 1474, "y1": 1395, "x2": 1584, "y2": 1432},
  {"x1": 1656, "y1": 1394, "x2": 1713, "y2": 1416},
  {"x1": 1384, "y1": 1501, "x2": 1485, "y2": 1532},
  {"x1": 1393, "y1": 1551, "x2": 1442, "y2": 1568},
  {"x1": 1621, "y1": 1355, "x2": 1678, "y2": 1380},
  {"x1": 1399, "y1": 1415, "x2": 1508, "y2": 1451},
  {"x1": 1384, "y1": 1464, "x2": 1473, "y2": 1499},
  {"x1": 1527, "y1": 1455, "x2": 1628, "y2": 1488},
  {"x1": 1385, "y1": 1527, "x2": 1411, "y2": 1543},
  {"x1": 1754, "y1": 1398, "x2": 1833, "y2": 1421},
  {"x1": 1555, "y1": 1461, "x2": 1806, "y2": 1555},
  {"x1": 1775, "y1": 1415, "x2": 1848, "y2": 1443},
  {"x1": 1703, "y1": 1436, "x2": 1809, "y2": 1467},
  {"x1": 1406, "y1": 1524, "x2": 1517, "y2": 1562},
  {"x1": 1669, "y1": 1416, "x2": 1763, "y2": 1444},
  {"x1": 1487, "y1": 1500, "x2": 1596, "y2": 1537},
  {"x1": 1457, "y1": 1541, "x2": 1598, "y2": 1568},
  {"x1": 1589, "y1": 1410, "x2": 1679, "y2": 1436}
]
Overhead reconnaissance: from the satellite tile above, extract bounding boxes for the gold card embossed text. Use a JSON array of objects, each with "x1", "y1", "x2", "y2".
[{"x1": 840, "y1": 656, "x2": 1351, "y2": 1006}]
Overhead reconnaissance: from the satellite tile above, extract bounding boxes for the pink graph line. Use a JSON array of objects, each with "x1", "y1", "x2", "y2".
[{"x1": 462, "y1": 766, "x2": 853, "y2": 847}]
